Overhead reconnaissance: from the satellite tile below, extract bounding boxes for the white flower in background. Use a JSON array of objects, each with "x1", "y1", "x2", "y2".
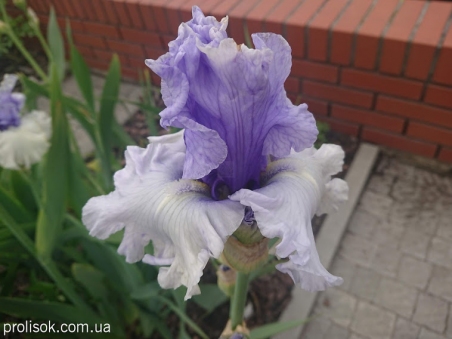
[{"x1": 0, "y1": 74, "x2": 51, "y2": 169}]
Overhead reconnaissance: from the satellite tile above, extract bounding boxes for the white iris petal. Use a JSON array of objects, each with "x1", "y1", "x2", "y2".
[
  {"x1": 230, "y1": 144, "x2": 348, "y2": 292},
  {"x1": 82, "y1": 131, "x2": 245, "y2": 300},
  {"x1": 0, "y1": 110, "x2": 51, "y2": 169}
]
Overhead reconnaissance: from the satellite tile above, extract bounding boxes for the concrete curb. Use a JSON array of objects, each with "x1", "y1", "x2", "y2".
[{"x1": 274, "y1": 143, "x2": 380, "y2": 339}]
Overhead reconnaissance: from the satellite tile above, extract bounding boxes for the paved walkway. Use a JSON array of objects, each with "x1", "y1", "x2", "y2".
[{"x1": 302, "y1": 155, "x2": 452, "y2": 339}]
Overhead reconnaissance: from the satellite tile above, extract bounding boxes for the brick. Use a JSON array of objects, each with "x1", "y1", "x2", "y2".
[
  {"x1": 350, "y1": 301, "x2": 396, "y2": 339},
  {"x1": 264, "y1": 0, "x2": 299, "y2": 34},
  {"x1": 438, "y1": 147, "x2": 452, "y2": 163},
  {"x1": 301, "y1": 96, "x2": 328, "y2": 116},
  {"x1": 100, "y1": 0, "x2": 118, "y2": 24},
  {"x1": 83, "y1": 22, "x2": 119, "y2": 38},
  {"x1": 316, "y1": 116, "x2": 360, "y2": 136},
  {"x1": 121, "y1": 67, "x2": 141, "y2": 81},
  {"x1": 65, "y1": 19, "x2": 85, "y2": 33},
  {"x1": 180, "y1": 0, "x2": 210, "y2": 22},
  {"x1": 285, "y1": 0, "x2": 327, "y2": 58},
  {"x1": 202, "y1": 0, "x2": 226, "y2": 16},
  {"x1": 76, "y1": 45, "x2": 94, "y2": 59},
  {"x1": 71, "y1": 1, "x2": 86, "y2": 19},
  {"x1": 107, "y1": 40, "x2": 144, "y2": 57},
  {"x1": 374, "y1": 278, "x2": 418, "y2": 318},
  {"x1": 330, "y1": 0, "x2": 373, "y2": 65},
  {"x1": 303, "y1": 80, "x2": 373, "y2": 108},
  {"x1": 53, "y1": 0, "x2": 66, "y2": 16},
  {"x1": 376, "y1": 95, "x2": 452, "y2": 129},
  {"x1": 405, "y1": 2, "x2": 452, "y2": 80},
  {"x1": 354, "y1": 0, "x2": 399, "y2": 70},
  {"x1": 93, "y1": 49, "x2": 128, "y2": 66},
  {"x1": 111, "y1": 0, "x2": 132, "y2": 27},
  {"x1": 150, "y1": 0, "x2": 172, "y2": 34},
  {"x1": 407, "y1": 122, "x2": 452, "y2": 147},
  {"x1": 307, "y1": 0, "x2": 348, "y2": 61},
  {"x1": 292, "y1": 59, "x2": 338, "y2": 83},
  {"x1": 341, "y1": 69, "x2": 423, "y2": 100},
  {"x1": 138, "y1": 2, "x2": 157, "y2": 31},
  {"x1": 120, "y1": 28, "x2": 161, "y2": 48},
  {"x1": 413, "y1": 293, "x2": 448, "y2": 333},
  {"x1": 331, "y1": 104, "x2": 404, "y2": 133},
  {"x1": 209, "y1": 0, "x2": 241, "y2": 18},
  {"x1": 126, "y1": 0, "x2": 145, "y2": 29},
  {"x1": 284, "y1": 76, "x2": 299, "y2": 94},
  {"x1": 379, "y1": 1, "x2": 424, "y2": 75},
  {"x1": 165, "y1": 3, "x2": 182, "y2": 36},
  {"x1": 397, "y1": 255, "x2": 432, "y2": 290},
  {"x1": 90, "y1": 0, "x2": 108, "y2": 23},
  {"x1": 73, "y1": 33, "x2": 106, "y2": 49},
  {"x1": 144, "y1": 47, "x2": 165, "y2": 60},
  {"x1": 245, "y1": 0, "x2": 281, "y2": 36},
  {"x1": 128, "y1": 55, "x2": 147, "y2": 69},
  {"x1": 79, "y1": 0, "x2": 97, "y2": 21},
  {"x1": 226, "y1": 0, "x2": 259, "y2": 44},
  {"x1": 433, "y1": 24, "x2": 452, "y2": 86},
  {"x1": 425, "y1": 84, "x2": 452, "y2": 109},
  {"x1": 85, "y1": 58, "x2": 109, "y2": 71},
  {"x1": 362, "y1": 127, "x2": 437, "y2": 158}
]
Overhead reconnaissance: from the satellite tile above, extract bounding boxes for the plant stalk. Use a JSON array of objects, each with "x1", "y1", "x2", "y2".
[{"x1": 229, "y1": 271, "x2": 250, "y2": 331}]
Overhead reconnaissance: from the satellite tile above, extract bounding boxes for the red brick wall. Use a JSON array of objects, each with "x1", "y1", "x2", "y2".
[{"x1": 24, "y1": 0, "x2": 452, "y2": 164}]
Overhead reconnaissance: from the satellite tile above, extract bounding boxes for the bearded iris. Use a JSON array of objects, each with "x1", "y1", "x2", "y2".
[
  {"x1": 0, "y1": 74, "x2": 51, "y2": 169},
  {"x1": 82, "y1": 7, "x2": 348, "y2": 300}
]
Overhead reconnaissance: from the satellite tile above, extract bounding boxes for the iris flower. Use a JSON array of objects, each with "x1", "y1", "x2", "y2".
[
  {"x1": 0, "y1": 74, "x2": 51, "y2": 169},
  {"x1": 82, "y1": 7, "x2": 348, "y2": 300}
]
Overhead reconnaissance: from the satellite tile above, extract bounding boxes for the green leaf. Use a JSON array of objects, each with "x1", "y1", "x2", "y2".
[
  {"x1": 10, "y1": 171, "x2": 38, "y2": 215},
  {"x1": 0, "y1": 298, "x2": 96, "y2": 324},
  {"x1": 72, "y1": 263, "x2": 109, "y2": 301},
  {"x1": 47, "y1": 7, "x2": 65, "y2": 81},
  {"x1": 130, "y1": 282, "x2": 160, "y2": 300},
  {"x1": 249, "y1": 319, "x2": 309, "y2": 339},
  {"x1": 35, "y1": 64, "x2": 70, "y2": 259},
  {"x1": 192, "y1": 284, "x2": 229, "y2": 313},
  {"x1": 0, "y1": 185, "x2": 33, "y2": 223},
  {"x1": 70, "y1": 45, "x2": 95, "y2": 111}
]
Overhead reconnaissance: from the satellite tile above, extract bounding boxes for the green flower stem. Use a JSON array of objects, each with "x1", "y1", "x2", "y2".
[
  {"x1": 229, "y1": 271, "x2": 250, "y2": 331},
  {"x1": 0, "y1": 2, "x2": 48, "y2": 81}
]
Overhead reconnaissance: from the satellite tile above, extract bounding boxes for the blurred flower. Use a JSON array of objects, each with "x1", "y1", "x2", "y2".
[
  {"x1": 13, "y1": 0, "x2": 27, "y2": 10},
  {"x1": 26, "y1": 8, "x2": 39, "y2": 27},
  {"x1": 82, "y1": 7, "x2": 348, "y2": 299},
  {"x1": 0, "y1": 20, "x2": 8, "y2": 34},
  {"x1": 0, "y1": 74, "x2": 51, "y2": 169}
]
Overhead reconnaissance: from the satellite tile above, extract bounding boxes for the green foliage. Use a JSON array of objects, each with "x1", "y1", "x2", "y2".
[
  {"x1": 315, "y1": 121, "x2": 330, "y2": 148},
  {"x1": 0, "y1": 9, "x2": 35, "y2": 57}
]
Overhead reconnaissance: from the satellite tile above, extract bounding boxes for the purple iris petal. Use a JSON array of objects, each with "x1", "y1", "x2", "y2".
[
  {"x1": 0, "y1": 75, "x2": 23, "y2": 131},
  {"x1": 146, "y1": 7, "x2": 318, "y2": 194}
]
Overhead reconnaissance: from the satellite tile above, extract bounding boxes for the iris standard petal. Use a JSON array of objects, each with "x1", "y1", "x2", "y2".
[
  {"x1": 82, "y1": 132, "x2": 245, "y2": 299},
  {"x1": 146, "y1": 7, "x2": 318, "y2": 193},
  {"x1": 0, "y1": 74, "x2": 24, "y2": 131},
  {"x1": 230, "y1": 144, "x2": 348, "y2": 291},
  {"x1": 0, "y1": 110, "x2": 51, "y2": 169}
]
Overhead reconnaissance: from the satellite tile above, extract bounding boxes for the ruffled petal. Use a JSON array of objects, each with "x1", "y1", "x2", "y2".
[
  {"x1": 146, "y1": 7, "x2": 318, "y2": 193},
  {"x1": 230, "y1": 144, "x2": 348, "y2": 291},
  {"x1": 0, "y1": 110, "x2": 51, "y2": 169},
  {"x1": 82, "y1": 132, "x2": 245, "y2": 299},
  {"x1": 0, "y1": 74, "x2": 24, "y2": 131}
]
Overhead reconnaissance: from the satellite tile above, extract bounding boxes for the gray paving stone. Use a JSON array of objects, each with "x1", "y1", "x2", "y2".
[
  {"x1": 315, "y1": 289, "x2": 357, "y2": 328},
  {"x1": 370, "y1": 245, "x2": 401, "y2": 278},
  {"x1": 446, "y1": 304, "x2": 452, "y2": 339},
  {"x1": 413, "y1": 209, "x2": 441, "y2": 236},
  {"x1": 350, "y1": 301, "x2": 396, "y2": 339},
  {"x1": 329, "y1": 256, "x2": 356, "y2": 292},
  {"x1": 367, "y1": 174, "x2": 394, "y2": 195},
  {"x1": 359, "y1": 191, "x2": 393, "y2": 220},
  {"x1": 399, "y1": 229, "x2": 431, "y2": 260},
  {"x1": 323, "y1": 323, "x2": 349, "y2": 339},
  {"x1": 338, "y1": 233, "x2": 377, "y2": 267},
  {"x1": 350, "y1": 266, "x2": 381, "y2": 301},
  {"x1": 381, "y1": 160, "x2": 415, "y2": 180},
  {"x1": 348, "y1": 208, "x2": 379, "y2": 239},
  {"x1": 301, "y1": 315, "x2": 331, "y2": 339},
  {"x1": 373, "y1": 278, "x2": 418, "y2": 318},
  {"x1": 428, "y1": 237, "x2": 452, "y2": 270},
  {"x1": 373, "y1": 221, "x2": 405, "y2": 249},
  {"x1": 391, "y1": 179, "x2": 420, "y2": 202},
  {"x1": 437, "y1": 215, "x2": 452, "y2": 241},
  {"x1": 349, "y1": 335, "x2": 367, "y2": 339},
  {"x1": 418, "y1": 328, "x2": 447, "y2": 339},
  {"x1": 388, "y1": 201, "x2": 418, "y2": 227},
  {"x1": 413, "y1": 293, "x2": 448, "y2": 333},
  {"x1": 392, "y1": 317, "x2": 420, "y2": 339},
  {"x1": 428, "y1": 266, "x2": 452, "y2": 302},
  {"x1": 397, "y1": 255, "x2": 432, "y2": 290}
]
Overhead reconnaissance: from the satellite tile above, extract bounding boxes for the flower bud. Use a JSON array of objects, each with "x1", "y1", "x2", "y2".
[
  {"x1": 27, "y1": 8, "x2": 39, "y2": 27},
  {"x1": 217, "y1": 265, "x2": 236, "y2": 297},
  {"x1": 0, "y1": 20, "x2": 9, "y2": 34},
  {"x1": 221, "y1": 220, "x2": 269, "y2": 273}
]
